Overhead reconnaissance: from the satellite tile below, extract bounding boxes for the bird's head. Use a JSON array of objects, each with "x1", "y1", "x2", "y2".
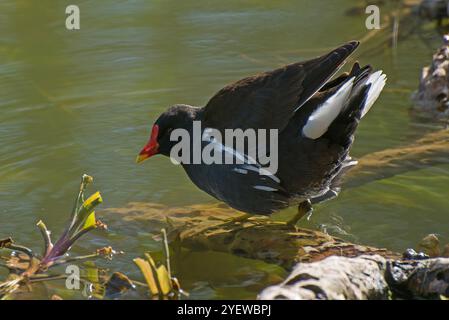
[{"x1": 136, "y1": 104, "x2": 198, "y2": 163}]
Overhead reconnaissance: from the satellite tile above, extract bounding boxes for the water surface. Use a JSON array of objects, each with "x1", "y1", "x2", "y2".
[{"x1": 1, "y1": 0, "x2": 448, "y2": 299}]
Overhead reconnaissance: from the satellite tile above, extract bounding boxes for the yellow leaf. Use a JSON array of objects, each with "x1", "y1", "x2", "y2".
[
  {"x1": 72, "y1": 191, "x2": 102, "y2": 233},
  {"x1": 84, "y1": 262, "x2": 99, "y2": 283},
  {"x1": 84, "y1": 262, "x2": 103, "y2": 299},
  {"x1": 144, "y1": 253, "x2": 157, "y2": 271},
  {"x1": 82, "y1": 191, "x2": 103, "y2": 211},
  {"x1": 133, "y1": 258, "x2": 159, "y2": 296},
  {"x1": 156, "y1": 265, "x2": 172, "y2": 295},
  {"x1": 82, "y1": 211, "x2": 96, "y2": 230}
]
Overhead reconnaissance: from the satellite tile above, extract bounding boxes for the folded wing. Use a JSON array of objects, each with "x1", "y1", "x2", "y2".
[{"x1": 202, "y1": 41, "x2": 360, "y2": 133}]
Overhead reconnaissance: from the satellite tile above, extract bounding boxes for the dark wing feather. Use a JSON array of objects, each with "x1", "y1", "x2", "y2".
[
  {"x1": 183, "y1": 162, "x2": 289, "y2": 215},
  {"x1": 202, "y1": 41, "x2": 360, "y2": 132}
]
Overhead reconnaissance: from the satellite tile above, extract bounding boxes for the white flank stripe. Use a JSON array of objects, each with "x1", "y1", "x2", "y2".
[
  {"x1": 233, "y1": 168, "x2": 248, "y2": 174},
  {"x1": 342, "y1": 159, "x2": 358, "y2": 168},
  {"x1": 302, "y1": 77, "x2": 355, "y2": 139},
  {"x1": 203, "y1": 131, "x2": 254, "y2": 164},
  {"x1": 362, "y1": 71, "x2": 387, "y2": 118},
  {"x1": 254, "y1": 185, "x2": 278, "y2": 192},
  {"x1": 203, "y1": 130, "x2": 281, "y2": 184},
  {"x1": 241, "y1": 164, "x2": 281, "y2": 183}
]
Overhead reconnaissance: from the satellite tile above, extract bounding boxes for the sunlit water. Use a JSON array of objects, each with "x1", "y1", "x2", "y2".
[{"x1": 1, "y1": 0, "x2": 448, "y2": 299}]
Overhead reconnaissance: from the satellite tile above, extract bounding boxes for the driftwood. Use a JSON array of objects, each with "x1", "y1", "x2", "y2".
[
  {"x1": 259, "y1": 254, "x2": 449, "y2": 300},
  {"x1": 418, "y1": 0, "x2": 449, "y2": 23},
  {"x1": 411, "y1": 34, "x2": 449, "y2": 119}
]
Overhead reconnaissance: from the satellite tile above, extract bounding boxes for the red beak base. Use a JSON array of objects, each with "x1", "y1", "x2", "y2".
[{"x1": 136, "y1": 124, "x2": 160, "y2": 163}]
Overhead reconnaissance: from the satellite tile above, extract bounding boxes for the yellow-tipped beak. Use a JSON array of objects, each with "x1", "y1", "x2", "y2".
[{"x1": 136, "y1": 154, "x2": 149, "y2": 164}]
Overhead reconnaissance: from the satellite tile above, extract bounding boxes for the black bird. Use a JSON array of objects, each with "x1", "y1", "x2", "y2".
[{"x1": 137, "y1": 41, "x2": 386, "y2": 221}]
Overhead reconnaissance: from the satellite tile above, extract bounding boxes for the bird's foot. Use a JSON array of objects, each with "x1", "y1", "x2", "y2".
[{"x1": 287, "y1": 200, "x2": 313, "y2": 227}]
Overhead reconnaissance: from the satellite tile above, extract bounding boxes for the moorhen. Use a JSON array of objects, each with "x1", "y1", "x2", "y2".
[{"x1": 137, "y1": 41, "x2": 386, "y2": 221}]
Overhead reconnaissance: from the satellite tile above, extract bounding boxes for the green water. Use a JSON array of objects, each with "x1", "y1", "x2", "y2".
[{"x1": 1, "y1": 0, "x2": 448, "y2": 299}]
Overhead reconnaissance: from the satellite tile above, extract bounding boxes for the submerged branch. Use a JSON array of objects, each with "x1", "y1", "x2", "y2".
[
  {"x1": 104, "y1": 202, "x2": 401, "y2": 270},
  {"x1": 344, "y1": 128, "x2": 449, "y2": 188}
]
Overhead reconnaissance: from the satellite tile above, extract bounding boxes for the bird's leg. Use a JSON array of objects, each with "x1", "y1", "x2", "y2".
[{"x1": 287, "y1": 200, "x2": 313, "y2": 227}]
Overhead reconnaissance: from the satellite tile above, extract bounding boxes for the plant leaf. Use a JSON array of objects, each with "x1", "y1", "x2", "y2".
[
  {"x1": 133, "y1": 258, "x2": 159, "y2": 296},
  {"x1": 82, "y1": 191, "x2": 103, "y2": 213},
  {"x1": 144, "y1": 253, "x2": 157, "y2": 270},
  {"x1": 156, "y1": 265, "x2": 172, "y2": 295},
  {"x1": 83, "y1": 212, "x2": 97, "y2": 230},
  {"x1": 71, "y1": 191, "x2": 103, "y2": 234}
]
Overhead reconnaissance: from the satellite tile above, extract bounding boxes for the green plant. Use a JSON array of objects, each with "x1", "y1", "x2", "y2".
[
  {"x1": 0, "y1": 174, "x2": 121, "y2": 299},
  {"x1": 133, "y1": 229, "x2": 187, "y2": 299}
]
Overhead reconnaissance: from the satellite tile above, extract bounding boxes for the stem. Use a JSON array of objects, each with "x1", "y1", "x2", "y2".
[
  {"x1": 8, "y1": 244, "x2": 34, "y2": 260},
  {"x1": 28, "y1": 274, "x2": 67, "y2": 283},
  {"x1": 0, "y1": 277, "x2": 23, "y2": 297},
  {"x1": 68, "y1": 225, "x2": 97, "y2": 247},
  {"x1": 51, "y1": 174, "x2": 92, "y2": 256},
  {"x1": 161, "y1": 229, "x2": 171, "y2": 280},
  {"x1": 36, "y1": 220, "x2": 53, "y2": 257},
  {"x1": 40, "y1": 225, "x2": 95, "y2": 266},
  {"x1": 50, "y1": 253, "x2": 99, "y2": 267},
  {"x1": 29, "y1": 274, "x2": 93, "y2": 288}
]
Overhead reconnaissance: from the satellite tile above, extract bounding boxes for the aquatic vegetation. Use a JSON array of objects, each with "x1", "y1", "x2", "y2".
[
  {"x1": 0, "y1": 174, "x2": 187, "y2": 300},
  {"x1": 0, "y1": 174, "x2": 122, "y2": 299},
  {"x1": 134, "y1": 229, "x2": 187, "y2": 299}
]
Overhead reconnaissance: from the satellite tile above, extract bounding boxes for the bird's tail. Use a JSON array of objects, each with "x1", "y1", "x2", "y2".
[
  {"x1": 325, "y1": 63, "x2": 386, "y2": 147},
  {"x1": 301, "y1": 62, "x2": 387, "y2": 147}
]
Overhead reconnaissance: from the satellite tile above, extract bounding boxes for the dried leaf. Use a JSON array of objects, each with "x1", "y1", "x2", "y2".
[{"x1": 0, "y1": 238, "x2": 13, "y2": 248}]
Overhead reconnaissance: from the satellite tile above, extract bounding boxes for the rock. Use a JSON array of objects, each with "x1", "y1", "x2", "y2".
[
  {"x1": 412, "y1": 35, "x2": 449, "y2": 120},
  {"x1": 418, "y1": 0, "x2": 449, "y2": 21},
  {"x1": 258, "y1": 255, "x2": 390, "y2": 300},
  {"x1": 258, "y1": 254, "x2": 449, "y2": 300},
  {"x1": 419, "y1": 233, "x2": 441, "y2": 257}
]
